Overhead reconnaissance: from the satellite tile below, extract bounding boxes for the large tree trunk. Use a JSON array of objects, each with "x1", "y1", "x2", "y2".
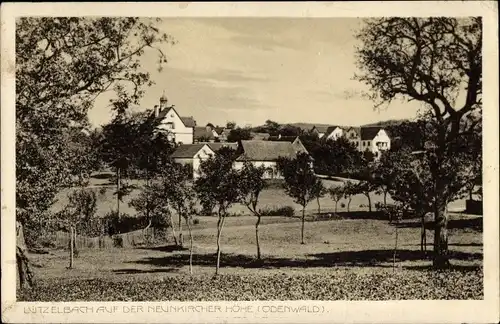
[
  {"x1": 215, "y1": 209, "x2": 226, "y2": 276},
  {"x1": 366, "y1": 193, "x2": 372, "y2": 212},
  {"x1": 335, "y1": 201, "x2": 338, "y2": 214},
  {"x1": 116, "y1": 167, "x2": 120, "y2": 220},
  {"x1": 17, "y1": 222, "x2": 33, "y2": 289},
  {"x1": 300, "y1": 206, "x2": 306, "y2": 245},
  {"x1": 169, "y1": 214, "x2": 179, "y2": 246},
  {"x1": 185, "y1": 217, "x2": 194, "y2": 275},
  {"x1": 255, "y1": 215, "x2": 262, "y2": 260},
  {"x1": 433, "y1": 201, "x2": 450, "y2": 269},
  {"x1": 383, "y1": 191, "x2": 387, "y2": 207},
  {"x1": 317, "y1": 197, "x2": 321, "y2": 216},
  {"x1": 69, "y1": 226, "x2": 74, "y2": 269},
  {"x1": 420, "y1": 211, "x2": 427, "y2": 253},
  {"x1": 178, "y1": 214, "x2": 183, "y2": 247},
  {"x1": 347, "y1": 197, "x2": 351, "y2": 212}
]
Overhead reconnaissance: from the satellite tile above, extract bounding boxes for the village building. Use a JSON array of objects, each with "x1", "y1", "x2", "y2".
[
  {"x1": 171, "y1": 138, "x2": 309, "y2": 179},
  {"x1": 171, "y1": 142, "x2": 238, "y2": 179},
  {"x1": 310, "y1": 125, "x2": 330, "y2": 138},
  {"x1": 154, "y1": 94, "x2": 196, "y2": 145},
  {"x1": 324, "y1": 126, "x2": 344, "y2": 141},
  {"x1": 344, "y1": 126, "x2": 391, "y2": 158},
  {"x1": 233, "y1": 138, "x2": 309, "y2": 179}
]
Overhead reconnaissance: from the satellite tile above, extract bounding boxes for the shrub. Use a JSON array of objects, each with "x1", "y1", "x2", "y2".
[
  {"x1": 192, "y1": 218, "x2": 200, "y2": 225},
  {"x1": 259, "y1": 206, "x2": 295, "y2": 217},
  {"x1": 340, "y1": 203, "x2": 346, "y2": 208}
]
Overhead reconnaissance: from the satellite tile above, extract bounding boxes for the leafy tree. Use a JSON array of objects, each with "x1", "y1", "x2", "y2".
[
  {"x1": 311, "y1": 181, "x2": 326, "y2": 216},
  {"x1": 279, "y1": 124, "x2": 302, "y2": 137},
  {"x1": 342, "y1": 181, "x2": 356, "y2": 212},
  {"x1": 226, "y1": 121, "x2": 236, "y2": 130},
  {"x1": 227, "y1": 127, "x2": 253, "y2": 143},
  {"x1": 195, "y1": 147, "x2": 241, "y2": 275},
  {"x1": 355, "y1": 17, "x2": 482, "y2": 268},
  {"x1": 355, "y1": 181, "x2": 377, "y2": 213},
  {"x1": 237, "y1": 162, "x2": 268, "y2": 260},
  {"x1": 277, "y1": 153, "x2": 318, "y2": 244},
  {"x1": 158, "y1": 162, "x2": 197, "y2": 273},
  {"x1": 16, "y1": 17, "x2": 172, "y2": 285},
  {"x1": 328, "y1": 186, "x2": 344, "y2": 214}
]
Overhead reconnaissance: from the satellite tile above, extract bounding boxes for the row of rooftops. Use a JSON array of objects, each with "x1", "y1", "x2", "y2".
[
  {"x1": 152, "y1": 96, "x2": 389, "y2": 142},
  {"x1": 171, "y1": 139, "x2": 309, "y2": 162}
]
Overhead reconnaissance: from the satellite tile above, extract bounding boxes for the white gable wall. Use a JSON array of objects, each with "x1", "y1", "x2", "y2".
[
  {"x1": 157, "y1": 108, "x2": 194, "y2": 144},
  {"x1": 369, "y1": 130, "x2": 391, "y2": 158},
  {"x1": 326, "y1": 127, "x2": 344, "y2": 141}
]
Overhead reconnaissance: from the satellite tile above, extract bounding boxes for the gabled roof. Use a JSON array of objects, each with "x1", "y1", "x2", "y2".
[
  {"x1": 360, "y1": 127, "x2": 384, "y2": 140},
  {"x1": 324, "y1": 125, "x2": 343, "y2": 137},
  {"x1": 236, "y1": 140, "x2": 308, "y2": 162},
  {"x1": 171, "y1": 144, "x2": 209, "y2": 159},
  {"x1": 180, "y1": 116, "x2": 196, "y2": 128},
  {"x1": 311, "y1": 125, "x2": 330, "y2": 133},
  {"x1": 194, "y1": 127, "x2": 216, "y2": 140},
  {"x1": 267, "y1": 135, "x2": 298, "y2": 142},
  {"x1": 156, "y1": 106, "x2": 196, "y2": 128}
]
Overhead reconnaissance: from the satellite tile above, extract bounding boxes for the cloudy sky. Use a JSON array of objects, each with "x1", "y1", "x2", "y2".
[{"x1": 88, "y1": 18, "x2": 424, "y2": 128}]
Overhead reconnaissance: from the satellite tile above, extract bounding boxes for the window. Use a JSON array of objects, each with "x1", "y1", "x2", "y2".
[{"x1": 171, "y1": 122, "x2": 175, "y2": 130}]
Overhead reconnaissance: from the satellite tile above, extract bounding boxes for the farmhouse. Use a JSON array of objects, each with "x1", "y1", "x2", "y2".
[
  {"x1": 171, "y1": 143, "x2": 238, "y2": 179},
  {"x1": 193, "y1": 126, "x2": 218, "y2": 143},
  {"x1": 345, "y1": 126, "x2": 391, "y2": 158},
  {"x1": 233, "y1": 138, "x2": 309, "y2": 179},
  {"x1": 153, "y1": 94, "x2": 196, "y2": 145}
]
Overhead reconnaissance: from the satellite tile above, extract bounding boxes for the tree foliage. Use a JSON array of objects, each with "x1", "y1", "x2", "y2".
[
  {"x1": 277, "y1": 152, "x2": 318, "y2": 244},
  {"x1": 16, "y1": 17, "x2": 173, "y2": 247},
  {"x1": 355, "y1": 17, "x2": 482, "y2": 268}
]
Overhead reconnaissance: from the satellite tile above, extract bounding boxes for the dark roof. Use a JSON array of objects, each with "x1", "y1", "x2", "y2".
[
  {"x1": 171, "y1": 144, "x2": 208, "y2": 158},
  {"x1": 324, "y1": 126, "x2": 342, "y2": 136},
  {"x1": 312, "y1": 125, "x2": 330, "y2": 133},
  {"x1": 236, "y1": 140, "x2": 308, "y2": 162},
  {"x1": 360, "y1": 127, "x2": 384, "y2": 140},
  {"x1": 194, "y1": 127, "x2": 215, "y2": 140},
  {"x1": 156, "y1": 106, "x2": 196, "y2": 128},
  {"x1": 180, "y1": 116, "x2": 196, "y2": 128},
  {"x1": 207, "y1": 143, "x2": 238, "y2": 152}
]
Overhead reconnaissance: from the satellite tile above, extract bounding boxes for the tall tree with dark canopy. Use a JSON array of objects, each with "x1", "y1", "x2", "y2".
[
  {"x1": 16, "y1": 17, "x2": 174, "y2": 285},
  {"x1": 355, "y1": 17, "x2": 482, "y2": 268}
]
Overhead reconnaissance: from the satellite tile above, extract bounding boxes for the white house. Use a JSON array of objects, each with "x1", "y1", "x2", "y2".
[
  {"x1": 154, "y1": 94, "x2": 196, "y2": 145},
  {"x1": 360, "y1": 127, "x2": 391, "y2": 158},
  {"x1": 171, "y1": 143, "x2": 238, "y2": 179},
  {"x1": 324, "y1": 126, "x2": 344, "y2": 141},
  {"x1": 233, "y1": 138, "x2": 309, "y2": 179}
]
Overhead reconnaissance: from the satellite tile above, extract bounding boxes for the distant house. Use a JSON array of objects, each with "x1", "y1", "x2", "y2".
[
  {"x1": 154, "y1": 94, "x2": 196, "y2": 145},
  {"x1": 194, "y1": 126, "x2": 219, "y2": 143},
  {"x1": 171, "y1": 142, "x2": 238, "y2": 178},
  {"x1": 310, "y1": 125, "x2": 330, "y2": 138},
  {"x1": 344, "y1": 126, "x2": 391, "y2": 158},
  {"x1": 233, "y1": 138, "x2": 309, "y2": 179},
  {"x1": 324, "y1": 126, "x2": 344, "y2": 141},
  {"x1": 214, "y1": 127, "x2": 231, "y2": 142}
]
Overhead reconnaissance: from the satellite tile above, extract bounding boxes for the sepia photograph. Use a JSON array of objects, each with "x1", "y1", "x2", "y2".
[{"x1": 1, "y1": 2, "x2": 499, "y2": 324}]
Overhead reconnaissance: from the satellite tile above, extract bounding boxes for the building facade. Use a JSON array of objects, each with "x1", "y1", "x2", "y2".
[{"x1": 154, "y1": 94, "x2": 195, "y2": 145}]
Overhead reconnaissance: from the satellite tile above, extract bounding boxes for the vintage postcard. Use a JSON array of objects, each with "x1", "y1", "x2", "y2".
[{"x1": 1, "y1": 1, "x2": 499, "y2": 323}]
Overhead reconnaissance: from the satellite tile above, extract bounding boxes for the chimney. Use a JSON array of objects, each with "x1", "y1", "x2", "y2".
[{"x1": 154, "y1": 105, "x2": 160, "y2": 117}]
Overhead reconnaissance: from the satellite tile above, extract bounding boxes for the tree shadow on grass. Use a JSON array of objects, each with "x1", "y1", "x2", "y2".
[
  {"x1": 113, "y1": 268, "x2": 179, "y2": 275},
  {"x1": 130, "y1": 248, "x2": 482, "y2": 271},
  {"x1": 395, "y1": 217, "x2": 482, "y2": 231},
  {"x1": 137, "y1": 245, "x2": 189, "y2": 253}
]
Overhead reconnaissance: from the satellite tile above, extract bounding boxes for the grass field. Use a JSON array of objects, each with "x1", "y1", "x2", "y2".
[
  {"x1": 21, "y1": 212, "x2": 483, "y2": 301},
  {"x1": 51, "y1": 173, "x2": 469, "y2": 218}
]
